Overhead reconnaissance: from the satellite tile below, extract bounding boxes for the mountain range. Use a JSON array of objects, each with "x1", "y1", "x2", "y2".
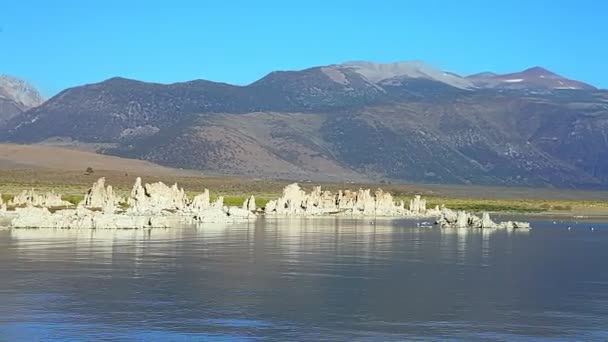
[{"x1": 1, "y1": 61, "x2": 607, "y2": 188}]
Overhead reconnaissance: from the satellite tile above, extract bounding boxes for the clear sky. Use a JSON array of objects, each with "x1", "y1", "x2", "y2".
[{"x1": 1, "y1": 0, "x2": 607, "y2": 97}]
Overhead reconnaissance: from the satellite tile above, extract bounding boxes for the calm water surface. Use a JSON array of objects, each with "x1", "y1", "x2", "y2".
[{"x1": 1, "y1": 217, "x2": 607, "y2": 341}]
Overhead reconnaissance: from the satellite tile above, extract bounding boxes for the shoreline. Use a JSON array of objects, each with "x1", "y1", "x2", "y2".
[
  {"x1": 0, "y1": 170, "x2": 607, "y2": 228},
  {"x1": 0, "y1": 178, "x2": 529, "y2": 230}
]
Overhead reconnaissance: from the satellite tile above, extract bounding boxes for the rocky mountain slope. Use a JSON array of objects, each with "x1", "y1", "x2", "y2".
[
  {"x1": 0, "y1": 75, "x2": 44, "y2": 126},
  {"x1": 467, "y1": 67, "x2": 596, "y2": 90},
  {"x1": 3, "y1": 61, "x2": 607, "y2": 187}
]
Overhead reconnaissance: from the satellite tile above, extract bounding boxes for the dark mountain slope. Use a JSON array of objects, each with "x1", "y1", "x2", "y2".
[
  {"x1": 467, "y1": 67, "x2": 596, "y2": 90},
  {"x1": 106, "y1": 112, "x2": 364, "y2": 181},
  {"x1": 3, "y1": 62, "x2": 608, "y2": 187},
  {"x1": 321, "y1": 94, "x2": 602, "y2": 187},
  {"x1": 2, "y1": 77, "x2": 250, "y2": 142}
]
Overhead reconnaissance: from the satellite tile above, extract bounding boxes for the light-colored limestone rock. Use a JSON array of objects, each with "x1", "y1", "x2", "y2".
[
  {"x1": 436, "y1": 207, "x2": 530, "y2": 229},
  {"x1": 195, "y1": 208, "x2": 231, "y2": 223},
  {"x1": 275, "y1": 183, "x2": 307, "y2": 214},
  {"x1": 148, "y1": 216, "x2": 171, "y2": 228},
  {"x1": 227, "y1": 206, "x2": 257, "y2": 220},
  {"x1": 190, "y1": 189, "x2": 210, "y2": 211},
  {"x1": 210, "y1": 196, "x2": 224, "y2": 209},
  {"x1": 8, "y1": 177, "x2": 257, "y2": 229},
  {"x1": 11, "y1": 207, "x2": 53, "y2": 228},
  {"x1": 9, "y1": 189, "x2": 73, "y2": 208},
  {"x1": 80, "y1": 177, "x2": 122, "y2": 213},
  {"x1": 93, "y1": 212, "x2": 135, "y2": 229},
  {"x1": 127, "y1": 177, "x2": 188, "y2": 214},
  {"x1": 194, "y1": 207, "x2": 254, "y2": 223},
  {"x1": 409, "y1": 195, "x2": 427, "y2": 214},
  {"x1": 354, "y1": 189, "x2": 375, "y2": 214},
  {"x1": 265, "y1": 200, "x2": 277, "y2": 213},
  {"x1": 496, "y1": 221, "x2": 531, "y2": 229},
  {"x1": 456, "y1": 210, "x2": 469, "y2": 228},
  {"x1": 10, "y1": 206, "x2": 174, "y2": 229},
  {"x1": 127, "y1": 177, "x2": 146, "y2": 210},
  {"x1": 264, "y1": 183, "x2": 438, "y2": 217},
  {"x1": 147, "y1": 182, "x2": 187, "y2": 209},
  {"x1": 242, "y1": 195, "x2": 256, "y2": 211},
  {"x1": 481, "y1": 212, "x2": 495, "y2": 228}
]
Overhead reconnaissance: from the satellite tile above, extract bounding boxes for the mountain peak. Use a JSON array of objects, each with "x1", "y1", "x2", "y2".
[
  {"x1": 101, "y1": 76, "x2": 146, "y2": 85},
  {"x1": 524, "y1": 66, "x2": 549, "y2": 72},
  {"x1": 341, "y1": 60, "x2": 427, "y2": 68},
  {"x1": 0, "y1": 74, "x2": 45, "y2": 108},
  {"x1": 521, "y1": 66, "x2": 558, "y2": 77},
  {"x1": 467, "y1": 66, "x2": 596, "y2": 90},
  {"x1": 335, "y1": 60, "x2": 474, "y2": 89}
]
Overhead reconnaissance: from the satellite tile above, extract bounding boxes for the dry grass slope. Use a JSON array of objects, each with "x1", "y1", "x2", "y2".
[
  {"x1": 0, "y1": 144, "x2": 196, "y2": 175},
  {"x1": 1, "y1": 144, "x2": 607, "y2": 217}
]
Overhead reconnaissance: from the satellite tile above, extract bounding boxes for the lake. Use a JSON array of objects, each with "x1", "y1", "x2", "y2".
[{"x1": 1, "y1": 217, "x2": 607, "y2": 341}]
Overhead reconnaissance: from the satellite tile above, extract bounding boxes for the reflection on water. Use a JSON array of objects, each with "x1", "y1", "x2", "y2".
[{"x1": 0, "y1": 218, "x2": 607, "y2": 341}]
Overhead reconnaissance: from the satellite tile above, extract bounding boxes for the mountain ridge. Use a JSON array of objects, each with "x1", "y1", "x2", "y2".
[
  {"x1": 2, "y1": 61, "x2": 606, "y2": 188},
  {"x1": 466, "y1": 66, "x2": 596, "y2": 90}
]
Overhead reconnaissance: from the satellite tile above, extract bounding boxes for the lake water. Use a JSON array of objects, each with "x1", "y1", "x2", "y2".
[{"x1": 1, "y1": 217, "x2": 607, "y2": 341}]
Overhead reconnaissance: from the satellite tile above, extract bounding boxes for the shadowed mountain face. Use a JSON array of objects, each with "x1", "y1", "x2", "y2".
[{"x1": 3, "y1": 61, "x2": 608, "y2": 187}]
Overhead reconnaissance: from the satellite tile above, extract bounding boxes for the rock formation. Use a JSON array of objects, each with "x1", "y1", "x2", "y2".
[
  {"x1": 190, "y1": 189, "x2": 210, "y2": 211},
  {"x1": 8, "y1": 189, "x2": 73, "y2": 207},
  {"x1": 243, "y1": 195, "x2": 256, "y2": 211},
  {"x1": 409, "y1": 195, "x2": 426, "y2": 214},
  {"x1": 436, "y1": 207, "x2": 530, "y2": 229},
  {"x1": 10, "y1": 206, "x2": 172, "y2": 229},
  {"x1": 79, "y1": 177, "x2": 122, "y2": 213},
  {"x1": 264, "y1": 183, "x2": 440, "y2": 217},
  {"x1": 1, "y1": 179, "x2": 531, "y2": 229},
  {"x1": 127, "y1": 177, "x2": 188, "y2": 214},
  {"x1": 9, "y1": 202, "x2": 255, "y2": 228},
  {"x1": 210, "y1": 196, "x2": 224, "y2": 209},
  {"x1": 194, "y1": 206, "x2": 255, "y2": 223},
  {"x1": 6, "y1": 177, "x2": 256, "y2": 229},
  {"x1": 481, "y1": 212, "x2": 495, "y2": 228}
]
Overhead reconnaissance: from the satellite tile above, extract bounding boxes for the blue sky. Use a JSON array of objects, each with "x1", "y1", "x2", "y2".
[{"x1": 1, "y1": 0, "x2": 607, "y2": 97}]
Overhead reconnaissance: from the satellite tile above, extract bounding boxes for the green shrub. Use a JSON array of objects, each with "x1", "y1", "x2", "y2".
[{"x1": 62, "y1": 195, "x2": 84, "y2": 206}]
